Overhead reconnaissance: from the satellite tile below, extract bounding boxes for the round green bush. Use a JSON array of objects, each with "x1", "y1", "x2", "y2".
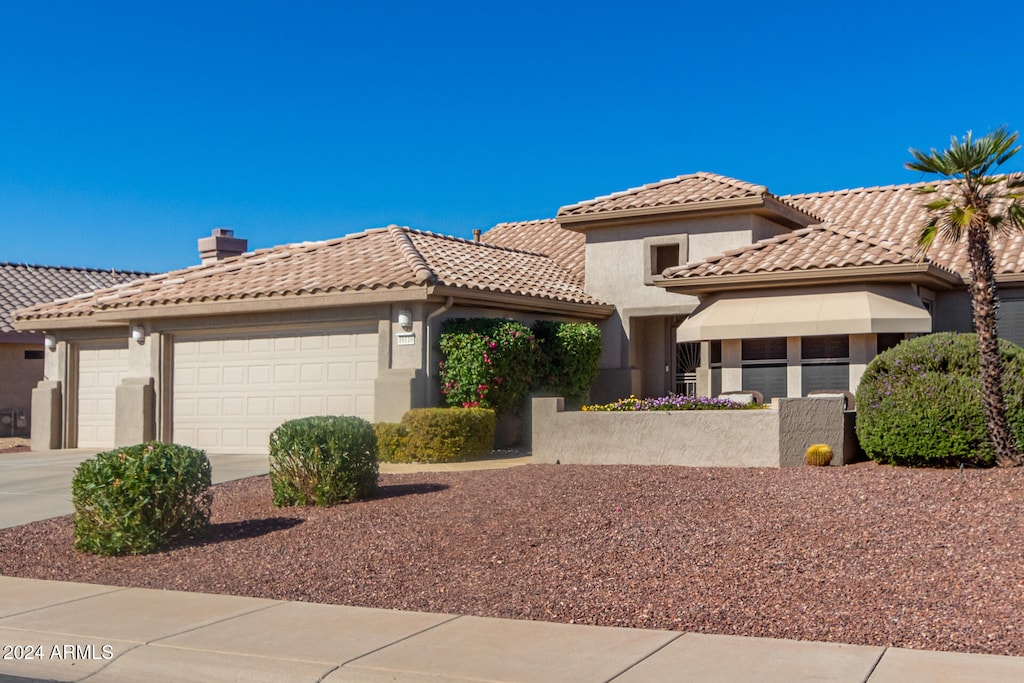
[
  {"x1": 269, "y1": 416, "x2": 378, "y2": 506},
  {"x1": 72, "y1": 442, "x2": 212, "y2": 556},
  {"x1": 855, "y1": 333, "x2": 1024, "y2": 467},
  {"x1": 532, "y1": 321, "x2": 602, "y2": 409}
]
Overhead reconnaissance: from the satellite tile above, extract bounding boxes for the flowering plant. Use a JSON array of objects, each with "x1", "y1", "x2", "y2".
[
  {"x1": 582, "y1": 394, "x2": 761, "y2": 411},
  {"x1": 439, "y1": 319, "x2": 539, "y2": 415}
]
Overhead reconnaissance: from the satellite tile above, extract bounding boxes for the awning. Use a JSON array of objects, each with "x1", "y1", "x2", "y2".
[{"x1": 676, "y1": 288, "x2": 932, "y2": 342}]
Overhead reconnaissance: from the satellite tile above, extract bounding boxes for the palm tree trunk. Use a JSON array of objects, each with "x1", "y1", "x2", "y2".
[{"x1": 967, "y1": 227, "x2": 1022, "y2": 466}]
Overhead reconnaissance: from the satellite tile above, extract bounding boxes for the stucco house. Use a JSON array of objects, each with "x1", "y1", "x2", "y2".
[
  {"x1": 0, "y1": 263, "x2": 149, "y2": 437},
  {"x1": 14, "y1": 172, "x2": 1024, "y2": 454}
]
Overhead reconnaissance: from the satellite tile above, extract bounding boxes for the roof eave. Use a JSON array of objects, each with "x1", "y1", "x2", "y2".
[
  {"x1": 557, "y1": 195, "x2": 819, "y2": 232},
  {"x1": 427, "y1": 285, "x2": 614, "y2": 319},
  {"x1": 654, "y1": 263, "x2": 962, "y2": 296},
  {"x1": 16, "y1": 286, "x2": 434, "y2": 327}
]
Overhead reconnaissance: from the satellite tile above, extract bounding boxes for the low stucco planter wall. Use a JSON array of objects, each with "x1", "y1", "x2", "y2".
[{"x1": 531, "y1": 396, "x2": 858, "y2": 467}]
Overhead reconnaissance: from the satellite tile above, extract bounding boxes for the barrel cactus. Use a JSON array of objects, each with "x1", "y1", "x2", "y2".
[{"x1": 805, "y1": 443, "x2": 834, "y2": 467}]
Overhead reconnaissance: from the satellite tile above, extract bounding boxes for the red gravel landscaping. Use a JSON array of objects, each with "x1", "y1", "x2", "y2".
[{"x1": 2, "y1": 464, "x2": 1024, "y2": 656}]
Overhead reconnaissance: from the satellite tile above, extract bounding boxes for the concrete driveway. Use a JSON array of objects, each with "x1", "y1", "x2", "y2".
[{"x1": 0, "y1": 449, "x2": 270, "y2": 529}]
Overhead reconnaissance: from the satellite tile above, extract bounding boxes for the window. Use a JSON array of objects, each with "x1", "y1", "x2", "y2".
[
  {"x1": 709, "y1": 340, "x2": 722, "y2": 397},
  {"x1": 998, "y1": 299, "x2": 1024, "y2": 347},
  {"x1": 654, "y1": 244, "x2": 680, "y2": 275},
  {"x1": 741, "y1": 337, "x2": 787, "y2": 401},
  {"x1": 801, "y1": 335, "x2": 849, "y2": 394},
  {"x1": 644, "y1": 236, "x2": 688, "y2": 282},
  {"x1": 876, "y1": 333, "x2": 905, "y2": 354},
  {"x1": 24, "y1": 349, "x2": 44, "y2": 360}
]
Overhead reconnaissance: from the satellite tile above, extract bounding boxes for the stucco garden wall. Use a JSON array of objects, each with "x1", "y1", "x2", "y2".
[{"x1": 532, "y1": 396, "x2": 858, "y2": 467}]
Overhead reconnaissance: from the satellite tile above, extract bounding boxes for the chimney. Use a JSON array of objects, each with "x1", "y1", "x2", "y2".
[
  {"x1": 198, "y1": 228, "x2": 247, "y2": 264},
  {"x1": 472, "y1": 229, "x2": 481, "y2": 243}
]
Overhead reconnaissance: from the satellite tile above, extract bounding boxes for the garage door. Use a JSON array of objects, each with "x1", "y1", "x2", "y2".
[
  {"x1": 172, "y1": 327, "x2": 379, "y2": 454},
  {"x1": 77, "y1": 343, "x2": 131, "y2": 448}
]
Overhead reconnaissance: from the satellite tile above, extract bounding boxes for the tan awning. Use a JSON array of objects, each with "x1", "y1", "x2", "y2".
[{"x1": 677, "y1": 288, "x2": 932, "y2": 341}]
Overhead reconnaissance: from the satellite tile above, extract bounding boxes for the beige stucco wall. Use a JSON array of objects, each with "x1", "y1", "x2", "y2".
[
  {"x1": 532, "y1": 396, "x2": 854, "y2": 467},
  {"x1": 582, "y1": 214, "x2": 790, "y2": 314}
]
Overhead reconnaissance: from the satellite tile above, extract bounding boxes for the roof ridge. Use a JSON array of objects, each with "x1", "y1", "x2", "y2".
[
  {"x1": 783, "y1": 179, "x2": 940, "y2": 200},
  {"x1": 487, "y1": 217, "x2": 557, "y2": 230},
  {"x1": 0, "y1": 262, "x2": 151, "y2": 275},
  {"x1": 403, "y1": 226, "x2": 557, "y2": 259},
  {"x1": 557, "y1": 174, "x2": 699, "y2": 213},
  {"x1": 692, "y1": 171, "x2": 768, "y2": 195},
  {"x1": 386, "y1": 226, "x2": 437, "y2": 284}
]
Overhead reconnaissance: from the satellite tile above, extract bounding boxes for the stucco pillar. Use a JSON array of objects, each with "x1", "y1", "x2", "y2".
[
  {"x1": 849, "y1": 334, "x2": 876, "y2": 395},
  {"x1": 787, "y1": 337, "x2": 802, "y2": 398},
  {"x1": 721, "y1": 339, "x2": 742, "y2": 392},
  {"x1": 115, "y1": 377, "x2": 155, "y2": 446},
  {"x1": 30, "y1": 380, "x2": 62, "y2": 451}
]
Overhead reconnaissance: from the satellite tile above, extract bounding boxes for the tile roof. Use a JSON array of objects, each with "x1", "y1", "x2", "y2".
[
  {"x1": 556, "y1": 172, "x2": 813, "y2": 219},
  {"x1": 662, "y1": 225, "x2": 942, "y2": 279},
  {"x1": 14, "y1": 226, "x2": 606, "y2": 323},
  {"x1": 0, "y1": 263, "x2": 150, "y2": 333},
  {"x1": 481, "y1": 218, "x2": 586, "y2": 280},
  {"x1": 784, "y1": 179, "x2": 1024, "y2": 276}
]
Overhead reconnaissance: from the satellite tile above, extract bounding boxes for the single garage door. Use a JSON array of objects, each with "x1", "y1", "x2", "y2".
[
  {"x1": 77, "y1": 343, "x2": 131, "y2": 448},
  {"x1": 172, "y1": 326, "x2": 378, "y2": 454}
]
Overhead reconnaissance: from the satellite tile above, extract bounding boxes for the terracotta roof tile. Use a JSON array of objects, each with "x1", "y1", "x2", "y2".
[
  {"x1": 555, "y1": 172, "x2": 823, "y2": 222},
  {"x1": 481, "y1": 218, "x2": 586, "y2": 280},
  {"x1": 15, "y1": 227, "x2": 605, "y2": 323},
  {"x1": 663, "y1": 225, "x2": 941, "y2": 279},
  {"x1": 557, "y1": 172, "x2": 769, "y2": 217},
  {"x1": 784, "y1": 179, "x2": 1024, "y2": 276},
  {"x1": 0, "y1": 263, "x2": 150, "y2": 333}
]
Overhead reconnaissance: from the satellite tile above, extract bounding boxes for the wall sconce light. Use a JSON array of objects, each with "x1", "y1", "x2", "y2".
[
  {"x1": 44, "y1": 334, "x2": 57, "y2": 351},
  {"x1": 130, "y1": 325, "x2": 146, "y2": 344},
  {"x1": 398, "y1": 309, "x2": 413, "y2": 332}
]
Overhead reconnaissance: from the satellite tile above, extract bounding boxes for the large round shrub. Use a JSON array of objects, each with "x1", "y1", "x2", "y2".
[
  {"x1": 532, "y1": 321, "x2": 602, "y2": 409},
  {"x1": 269, "y1": 416, "x2": 378, "y2": 506},
  {"x1": 72, "y1": 442, "x2": 212, "y2": 556},
  {"x1": 856, "y1": 333, "x2": 1024, "y2": 467}
]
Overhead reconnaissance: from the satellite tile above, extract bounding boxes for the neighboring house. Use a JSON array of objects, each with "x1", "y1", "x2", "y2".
[
  {"x1": 14, "y1": 172, "x2": 1024, "y2": 453},
  {"x1": 0, "y1": 263, "x2": 149, "y2": 437}
]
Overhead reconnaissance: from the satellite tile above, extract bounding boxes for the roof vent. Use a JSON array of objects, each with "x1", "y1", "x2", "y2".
[{"x1": 198, "y1": 228, "x2": 247, "y2": 264}]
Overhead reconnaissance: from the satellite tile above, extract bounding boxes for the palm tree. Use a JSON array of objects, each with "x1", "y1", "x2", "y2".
[{"x1": 906, "y1": 127, "x2": 1024, "y2": 467}]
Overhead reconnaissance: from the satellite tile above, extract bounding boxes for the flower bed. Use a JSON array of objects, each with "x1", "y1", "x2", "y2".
[{"x1": 582, "y1": 394, "x2": 763, "y2": 411}]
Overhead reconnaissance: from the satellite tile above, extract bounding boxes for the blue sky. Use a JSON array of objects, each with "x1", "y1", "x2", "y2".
[{"x1": 2, "y1": 0, "x2": 1021, "y2": 272}]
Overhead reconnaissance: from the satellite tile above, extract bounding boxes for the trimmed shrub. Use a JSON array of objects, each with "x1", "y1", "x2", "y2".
[
  {"x1": 856, "y1": 333, "x2": 1024, "y2": 467},
  {"x1": 72, "y1": 442, "x2": 212, "y2": 556},
  {"x1": 373, "y1": 422, "x2": 408, "y2": 462},
  {"x1": 439, "y1": 319, "x2": 539, "y2": 416},
  {"x1": 532, "y1": 321, "x2": 602, "y2": 409},
  {"x1": 269, "y1": 416, "x2": 378, "y2": 506},
  {"x1": 396, "y1": 407, "x2": 496, "y2": 462}
]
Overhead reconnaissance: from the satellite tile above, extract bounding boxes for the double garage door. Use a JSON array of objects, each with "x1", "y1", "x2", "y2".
[{"x1": 172, "y1": 326, "x2": 379, "y2": 454}]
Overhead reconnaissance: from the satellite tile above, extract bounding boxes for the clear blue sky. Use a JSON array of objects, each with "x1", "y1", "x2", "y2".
[{"x1": 2, "y1": 0, "x2": 1021, "y2": 272}]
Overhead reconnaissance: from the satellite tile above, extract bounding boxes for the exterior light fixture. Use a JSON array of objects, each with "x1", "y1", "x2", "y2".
[
  {"x1": 44, "y1": 334, "x2": 57, "y2": 351},
  {"x1": 131, "y1": 325, "x2": 145, "y2": 344},
  {"x1": 398, "y1": 309, "x2": 413, "y2": 331}
]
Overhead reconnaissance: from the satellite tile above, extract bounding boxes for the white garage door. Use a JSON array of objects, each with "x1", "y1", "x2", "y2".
[
  {"x1": 77, "y1": 344, "x2": 131, "y2": 448},
  {"x1": 172, "y1": 327, "x2": 378, "y2": 454}
]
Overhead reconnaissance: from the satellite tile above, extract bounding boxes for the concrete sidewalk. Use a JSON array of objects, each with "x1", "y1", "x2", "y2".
[{"x1": 1, "y1": 577, "x2": 1023, "y2": 682}]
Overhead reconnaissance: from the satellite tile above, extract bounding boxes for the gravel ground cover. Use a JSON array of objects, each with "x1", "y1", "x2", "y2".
[{"x1": 2, "y1": 464, "x2": 1024, "y2": 656}]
